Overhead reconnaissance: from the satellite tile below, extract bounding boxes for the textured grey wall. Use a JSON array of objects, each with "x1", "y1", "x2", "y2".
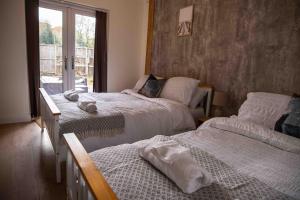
[{"x1": 151, "y1": 0, "x2": 300, "y2": 114}]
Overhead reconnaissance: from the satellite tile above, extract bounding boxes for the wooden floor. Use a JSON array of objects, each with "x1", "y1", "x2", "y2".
[{"x1": 0, "y1": 122, "x2": 66, "y2": 199}]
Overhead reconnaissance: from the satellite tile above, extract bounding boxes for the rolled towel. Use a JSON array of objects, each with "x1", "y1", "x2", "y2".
[
  {"x1": 138, "y1": 140, "x2": 213, "y2": 194},
  {"x1": 79, "y1": 96, "x2": 96, "y2": 106},
  {"x1": 78, "y1": 102, "x2": 97, "y2": 113},
  {"x1": 64, "y1": 89, "x2": 79, "y2": 101}
]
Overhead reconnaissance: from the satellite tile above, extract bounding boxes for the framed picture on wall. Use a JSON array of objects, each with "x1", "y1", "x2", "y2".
[{"x1": 177, "y1": 5, "x2": 194, "y2": 36}]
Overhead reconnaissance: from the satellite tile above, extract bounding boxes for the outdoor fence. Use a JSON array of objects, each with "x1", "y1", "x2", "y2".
[{"x1": 40, "y1": 44, "x2": 94, "y2": 76}]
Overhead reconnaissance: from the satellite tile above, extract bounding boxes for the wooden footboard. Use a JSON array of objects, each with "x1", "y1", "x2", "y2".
[
  {"x1": 64, "y1": 133, "x2": 118, "y2": 200},
  {"x1": 39, "y1": 88, "x2": 62, "y2": 182},
  {"x1": 39, "y1": 88, "x2": 61, "y2": 148}
]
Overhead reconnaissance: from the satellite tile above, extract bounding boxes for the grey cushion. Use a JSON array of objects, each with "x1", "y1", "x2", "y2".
[
  {"x1": 282, "y1": 97, "x2": 300, "y2": 138},
  {"x1": 289, "y1": 98, "x2": 300, "y2": 112},
  {"x1": 282, "y1": 113, "x2": 300, "y2": 138},
  {"x1": 274, "y1": 114, "x2": 289, "y2": 133},
  {"x1": 138, "y1": 74, "x2": 166, "y2": 98}
]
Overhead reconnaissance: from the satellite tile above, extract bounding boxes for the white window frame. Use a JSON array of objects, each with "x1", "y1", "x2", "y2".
[{"x1": 39, "y1": 0, "x2": 107, "y2": 91}]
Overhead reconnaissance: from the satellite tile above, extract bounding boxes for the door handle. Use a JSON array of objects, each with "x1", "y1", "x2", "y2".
[
  {"x1": 64, "y1": 56, "x2": 68, "y2": 70},
  {"x1": 71, "y1": 56, "x2": 75, "y2": 70}
]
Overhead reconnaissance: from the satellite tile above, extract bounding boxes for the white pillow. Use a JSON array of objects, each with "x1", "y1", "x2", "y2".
[
  {"x1": 189, "y1": 88, "x2": 207, "y2": 109},
  {"x1": 238, "y1": 92, "x2": 291, "y2": 129},
  {"x1": 133, "y1": 75, "x2": 149, "y2": 90},
  {"x1": 160, "y1": 77, "x2": 200, "y2": 105}
]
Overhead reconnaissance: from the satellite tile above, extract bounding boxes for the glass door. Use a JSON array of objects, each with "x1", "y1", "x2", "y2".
[
  {"x1": 39, "y1": 6, "x2": 67, "y2": 95},
  {"x1": 71, "y1": 12, "x2": 96, "y2": 92},
  {"x1": 39, "y1": 3, "x2": 96, "y2": 94}
]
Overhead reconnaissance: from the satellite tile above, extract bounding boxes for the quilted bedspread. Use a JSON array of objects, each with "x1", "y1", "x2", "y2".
[{"x1": 90, "y1": 134, "x2": 296, "y2": 200}]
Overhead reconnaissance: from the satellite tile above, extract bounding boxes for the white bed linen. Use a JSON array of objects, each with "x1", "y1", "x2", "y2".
[
  {"x1": 160, "y1": 77, "x2": 200, "y2": 105},
  {"x1": 209, "y1": 116, "x2": 300, "y2": 154},
  {"x1": 238, "y1": 92, "x2": 291, "y2": 129},
  {"x1": 174, "y1": 118, "x2": 300, "y2": 199},
  {"x1": 60, "y1": 89, "x2": 195, "y2": 152}
]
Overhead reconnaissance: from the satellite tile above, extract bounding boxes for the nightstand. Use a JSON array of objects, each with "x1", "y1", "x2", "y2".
[{"x1": 198, "y1": 116, "x2": 212, "y2": 126}]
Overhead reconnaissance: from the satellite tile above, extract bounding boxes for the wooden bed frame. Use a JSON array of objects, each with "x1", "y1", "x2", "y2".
[
  {"x1": 39, "y1": 85, "x2": 214, "y2": 183},
  {"x1": 40, "y1": 88, "x2": 62, "y2": 183},
  {"x1": 64, "y1": 133, "x2": 117, "y2": 200}
]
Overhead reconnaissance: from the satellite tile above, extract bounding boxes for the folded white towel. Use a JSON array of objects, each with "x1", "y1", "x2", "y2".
[
  {"x1": 138, "y1": 140, "x2": 213, "y2": 194},
  {"x1": 149, "y1": 140, "x2": 190, "y2": 164},
  {"x1": 79, "y1": 96, "x2": 96, "y2": 106},
  {"x1": 78, "y1": 102, "x2": 97, "y2": 113},
  {"x1": 64, "y1": 89, "x2": 79, "y2": 101}
]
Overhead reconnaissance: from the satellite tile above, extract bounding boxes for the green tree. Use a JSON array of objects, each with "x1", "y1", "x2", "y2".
[
  {"x1": 76, "y1": 31, "x2": 86, "y2": 47},
  {"x1": 75, "y1": 15, "x2": 95, "y2": 48},
  {"x1": 40, "y1": 22, "x2": 55, "y2": 44}
]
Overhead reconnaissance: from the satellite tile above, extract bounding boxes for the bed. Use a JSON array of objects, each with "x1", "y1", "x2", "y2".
[
  {"x1": 39, "y1": 78, "x2": 213, "y2": 183},
  {"x1": 63, "y1": 92, "x2": 300, "y2": 200}
]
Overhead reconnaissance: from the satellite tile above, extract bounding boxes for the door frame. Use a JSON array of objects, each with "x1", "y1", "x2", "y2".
[
  {"x1": 67, "y1": 8, "x2": 95, "y2": 90},
  {"x1": 39, "y1": 1, "x2": 69, "y2": 91},
  {"x1": 39, "y1": 0, "x2": 97, "y2": 91}
]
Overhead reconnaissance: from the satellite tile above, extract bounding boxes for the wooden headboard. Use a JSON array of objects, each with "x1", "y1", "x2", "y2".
[{"x1": 199, "y1": 84, "x2": 214, "y2": 117}]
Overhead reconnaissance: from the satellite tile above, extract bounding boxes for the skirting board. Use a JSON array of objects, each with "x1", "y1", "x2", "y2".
[{"x1": 0, "y1": 113, "x2": 31, "y2": 125}]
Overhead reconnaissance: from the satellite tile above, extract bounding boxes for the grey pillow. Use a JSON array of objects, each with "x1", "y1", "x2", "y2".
[
  {"x1": 133, "y1": 75, "x2": 149, "y2": 90},
  {"x1": 282, "y1": 113, "x2": 300, "y2": 138},
  {"x1": 289, "y1": 98, "x2": 300, "y2": 112},
  {"x1": 274, "y1": 114, "x2": 289, "y2": 132},
  {"x1": 138, "y1": 75, "x2": 166, "y2": 98},
  {"x1": 282, "y1": 97, "x2": 300, "y2": 138}
]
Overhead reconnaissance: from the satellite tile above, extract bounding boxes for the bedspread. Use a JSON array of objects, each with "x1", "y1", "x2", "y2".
[
  {"x1": 51, "y1": 93, "x2": 125, "y2": 139},
  {"x1": 90, "y1": 135, "x2": 294, "y2": 200},
  {"x1": 51, "y1": 90, "x2": 195, "y2": 140}
]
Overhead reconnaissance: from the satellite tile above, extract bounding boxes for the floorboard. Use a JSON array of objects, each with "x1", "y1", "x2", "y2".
[{"x1": 0, "y1": 122, "x2": 66, "y2": 200}]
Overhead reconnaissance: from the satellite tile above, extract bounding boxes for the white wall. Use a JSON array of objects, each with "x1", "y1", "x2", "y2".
[
  {"x1": 0, "y1": 0, "x2": 31, "y2": 124},
  {"x1": 0, "y1": 0, "x2": 148, "y2": 124}
]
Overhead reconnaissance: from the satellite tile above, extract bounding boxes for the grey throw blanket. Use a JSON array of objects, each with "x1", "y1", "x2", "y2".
[
  {"x1": 90, "y1": 135, "x2": 294, "y2": 200},
  {"x1": 51, "y1": 94, "x2": 125, "y2": 139}
]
